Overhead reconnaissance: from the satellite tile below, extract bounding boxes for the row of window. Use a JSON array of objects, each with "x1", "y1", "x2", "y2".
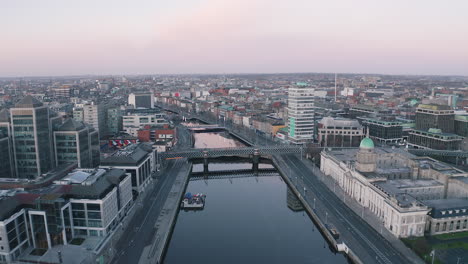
[{"x1": 441, "y1": 209, "x2": 467, "y2": 215}]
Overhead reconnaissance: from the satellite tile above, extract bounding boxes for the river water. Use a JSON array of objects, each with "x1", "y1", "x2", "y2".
[{"x1": 163, "y1": 130, "x2": 347, "y2": 264}]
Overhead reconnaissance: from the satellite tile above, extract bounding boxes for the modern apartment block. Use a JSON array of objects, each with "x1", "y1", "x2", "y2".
[
  {"x1": 73, "y1": 102, "x2": 108, "y2": 138},
  {"x1": 287, "y1": 84, "x2": 316, "y2": 144}
]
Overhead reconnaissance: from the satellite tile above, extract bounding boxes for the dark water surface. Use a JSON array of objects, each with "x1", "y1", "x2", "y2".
[{"x1": 163, "y1": 131, "x2": 347, "y2": 264}]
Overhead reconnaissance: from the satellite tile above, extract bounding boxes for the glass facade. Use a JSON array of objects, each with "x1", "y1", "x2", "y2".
[
  {"x1": 11, "y1": 107, "x2": 52, "y2": 178},
  {"x1": 55, "y1": 130, "x2": 91, "y2": 168}
]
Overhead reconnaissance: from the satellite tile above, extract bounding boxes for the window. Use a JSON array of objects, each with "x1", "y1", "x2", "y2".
[
  {"x1": 87, "y1": 204, "x2": 101, "y2": 211},
  {"x1": 72, "y1": 203, "x2": 84, "y2": 210}
]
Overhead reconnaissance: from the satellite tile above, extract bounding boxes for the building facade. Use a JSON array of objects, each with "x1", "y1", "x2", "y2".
[
  {"x1": 317, "y1": 117, "x2": 364, "y2": 147},
  {"x1": 10, "y1": 96, "x2": 54, "y2": 179},
  {"x1": 415, "y1": 104, "x2": 455, "y2": 133},
  {"x1": 287, "y1": 84, "x2": 316, "y2": 144},
  {"x1": 54, "y1": 119, "x2": 100, "y2": 168},
  {"x1": 122, "y1": 113, "x2": 167, "y2": 137},
  {"x1": 100, "y1": 143, "x2": 155, "y2": 193},
  {"x1": 128, "y1": 93, "x2": 154, "y2": 109},
  {"x1": 361, "y1": 118, "x2": 403, "y2": 144},
  {"x1": 320, "y1": 137, "x2": 468, "y2": 238},
  {"x1": 408, "y1": 128, "x2": 463, "y2": 150}
]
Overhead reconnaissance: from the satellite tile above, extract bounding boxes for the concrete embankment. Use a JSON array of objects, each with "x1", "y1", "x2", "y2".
[
  {"x1": 272, "y1": 156, "x2": 363, "y2": 264},
  {"x1": 139, "y1": 161, "x2": 192, "y2": 264}
]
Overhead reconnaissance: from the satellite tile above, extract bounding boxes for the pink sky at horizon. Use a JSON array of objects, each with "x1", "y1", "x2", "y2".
[{"x1": 1, "y1": 0, "x2": 467, "y2": 77}]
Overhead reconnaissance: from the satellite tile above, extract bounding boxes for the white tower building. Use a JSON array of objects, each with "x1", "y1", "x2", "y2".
[{"x1": 287, "y1": 84, "x2": 316, "y2": 144}]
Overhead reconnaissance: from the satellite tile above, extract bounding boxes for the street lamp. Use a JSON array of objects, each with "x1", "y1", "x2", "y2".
[
  {"x1": 313, "y1": 197, "x2": 316, "y2": 210},
  {"x1": 325, "y1": 212, "x2": 328, "y2": 224}
]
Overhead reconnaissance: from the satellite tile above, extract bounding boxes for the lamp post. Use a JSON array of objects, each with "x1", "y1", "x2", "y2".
[{"x1": 313, "y1": 197, "x2": 316, "y2": 210}]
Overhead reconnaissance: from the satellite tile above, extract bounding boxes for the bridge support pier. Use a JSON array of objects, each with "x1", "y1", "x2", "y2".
[
  {"x1": 203, "y1": 151, "x2": 209, "y2": 174},
  {"x1": 252, "y1": 149, "x2": 260, "y2": 175}
]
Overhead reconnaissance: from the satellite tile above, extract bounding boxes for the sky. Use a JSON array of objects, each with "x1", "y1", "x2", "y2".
[{"x1": 1, "y1": 0, "x2": 467, "y2": 77}]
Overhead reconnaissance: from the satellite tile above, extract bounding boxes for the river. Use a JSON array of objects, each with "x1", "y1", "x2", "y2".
[{"x1": 163, "y1": 129, "x2": 347, "y2": 264}]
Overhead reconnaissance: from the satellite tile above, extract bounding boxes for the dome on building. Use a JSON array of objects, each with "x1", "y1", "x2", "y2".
[{"x1": 359, "y1": 137, "x2": 374, "y2": 149}]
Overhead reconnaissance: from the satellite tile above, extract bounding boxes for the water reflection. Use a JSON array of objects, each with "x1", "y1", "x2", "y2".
[
  {"x1": 287, "y1": 188, "x2": 304, "y2": 212},
  {"x1": 164, "y1": 174, "x2": 346, "y2": 264}
]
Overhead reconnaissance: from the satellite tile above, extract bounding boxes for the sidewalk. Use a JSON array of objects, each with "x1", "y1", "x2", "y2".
[{"x1": 302, "y1": 158, "x2": 424, "y2": 264}]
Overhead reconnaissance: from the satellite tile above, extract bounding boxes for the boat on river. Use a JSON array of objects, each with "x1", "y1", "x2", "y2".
[{"x1": 181, "y1": 193, "x2": 206, "y2": 210}]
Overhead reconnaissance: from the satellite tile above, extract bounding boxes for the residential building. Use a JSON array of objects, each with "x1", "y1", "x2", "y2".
[{"x1": 74, "y1": 102, "x2": 108, "y2": 138}]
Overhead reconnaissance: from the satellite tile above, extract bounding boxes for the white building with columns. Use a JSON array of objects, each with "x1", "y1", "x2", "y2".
[{"x1": 320, "y1": 137, "x2": 468, "y2": 238}]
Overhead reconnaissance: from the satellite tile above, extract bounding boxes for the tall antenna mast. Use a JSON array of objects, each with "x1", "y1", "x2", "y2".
[{"x1": 334, "y1": 73, "x2": 337, "y2": 102}]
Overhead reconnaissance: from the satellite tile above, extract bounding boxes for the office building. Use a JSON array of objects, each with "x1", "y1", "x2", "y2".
[
  {"x1": 54, "y1": 119, "x2": 100, "y2": 168},
  {"x1": 128, "y1": 93, "x2": 154, "y2": 109},
  {"x1": 408, "y1": 128, "x2": 463, "y2": 150},
  {"x1": 0, "y1": 110, "x2": 14, "y2": 178},
  {"x1": 415, "y1": 104, "x2": 455, "y2": 133},
  {"x1": 317, "y1": 117, "x2": 364, "y2": 147},
  {"x1": 455, "y1": 115, "x2": 468, "y2": 137},
  {"x1": 0, "y1": 133, "x2": 14, "y2": 178},
  {"x1": 100, "y1": 143, "x2": 155, "y2": 193},
  {"x1": 107, "y1": 107, "x2": 123, "y2": 136},
  {"x1": 287, "y1": 84, "x2": 316, "y2": 144},
  {"x1": 0, "y1": 168, "x2": 132, "y2": 263},
  {"x1": 122, "y1": 113, "x2": 167, "y2": 137},
  {"x1": 361, "y1": 118, "x2": 403, "y2": 144},
  {"x1": 10, "y1": 96, "x2": 54, "y2": 179}
]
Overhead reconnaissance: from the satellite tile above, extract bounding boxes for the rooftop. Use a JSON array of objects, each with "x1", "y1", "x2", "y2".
[
  {"x1": 14, "y1": 95, "x2": 43, "y2": 108},
  {"x1": 101, "y1": 142, "x2": 153, "y2": 166}
]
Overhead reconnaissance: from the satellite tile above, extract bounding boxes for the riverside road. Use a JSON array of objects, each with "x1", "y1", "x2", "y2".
[{"x1": 277, "y1": 154, "x2": 413, "y2": 264}]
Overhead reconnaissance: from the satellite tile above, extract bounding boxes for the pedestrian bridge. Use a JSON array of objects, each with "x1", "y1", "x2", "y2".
[{"x1": 161, "y1": 146, "x2": 302, "y2": 159}]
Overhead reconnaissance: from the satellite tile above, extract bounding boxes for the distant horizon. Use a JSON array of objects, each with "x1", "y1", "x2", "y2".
[
  {"x1": 1, "y1": 70, "x2": 467, "y2": 80},
  {"x1": 2, "y1": 0, "x2": 468, "y2": 77}
]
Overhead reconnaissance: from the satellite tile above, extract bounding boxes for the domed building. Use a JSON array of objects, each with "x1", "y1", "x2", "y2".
[
  {"x1": 320, "y1": 136, "x2": 468, "y2": 238},
  {"x1": 356, "y1": 137, "x2": 377, "y2": 172}
]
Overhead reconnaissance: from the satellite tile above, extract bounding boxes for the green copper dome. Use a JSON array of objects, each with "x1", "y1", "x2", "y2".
[{"x1": 360, "y1": 137, "x2": 374, "y2": 149}]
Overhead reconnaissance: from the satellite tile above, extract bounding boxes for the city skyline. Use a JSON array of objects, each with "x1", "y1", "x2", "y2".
[{"x1": 2, "y1": 0, "x2": 468, "y2": 77}]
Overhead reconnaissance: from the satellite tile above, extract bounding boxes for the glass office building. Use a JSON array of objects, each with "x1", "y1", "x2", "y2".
[{"x1": 10, "y1": 96, "x2": 52, "y2": 179}]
